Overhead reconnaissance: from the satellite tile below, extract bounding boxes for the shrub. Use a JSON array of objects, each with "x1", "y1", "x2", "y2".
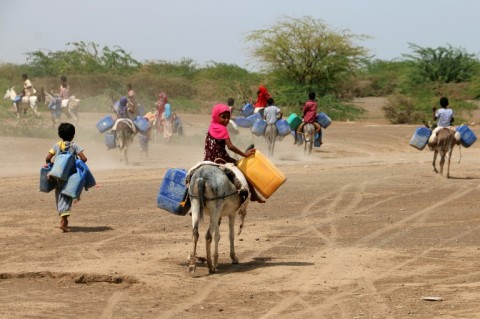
[{"x1": 383, "y1": 94, "x2": 424, "y2": 124}]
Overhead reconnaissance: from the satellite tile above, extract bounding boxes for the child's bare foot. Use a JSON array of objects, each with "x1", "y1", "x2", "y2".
[
  {"x1": 250, "y1": 196, "x2": 265, "y2": 203},
  {"x1": 60, "y1": 217, "x2": 69, "y2": 232},
  {"x1": 59, "y1": 226, "x2": 69, "y2": 232}
]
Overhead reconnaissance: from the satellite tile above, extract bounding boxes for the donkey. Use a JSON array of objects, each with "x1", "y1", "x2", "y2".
[
  {"x1": 430, "y1": 127, "x2": 459, "y2": 178},
  {"x1": 4, "y1": 87, "x2": 40, "y2": 118},
  {"x1": 113, "y1": 119, "x2": 136, "y2": 165},
  {"x1": 44, "y1": 92, "x2": 80, "y2": 125},
  {"x1": 300, "y1": 123, "x2": 315, "y2": 154},
  {"x1": 264, "y1": 123, "x2": 278, "y2": 157},
  {"x1": 187, "y1": 164, "x2": 248, "y2": 274}
]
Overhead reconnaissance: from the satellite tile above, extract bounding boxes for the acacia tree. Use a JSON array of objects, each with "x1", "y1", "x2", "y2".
[
  {"x1": 403, "y1": 43, "x2": 479, "y2": 83},
  {"x1": 245, "y1": 16, "x2": 369, "y2": 98},
  {"x1": 26, "y1": 41, "x2": 141, "y2": 76}
]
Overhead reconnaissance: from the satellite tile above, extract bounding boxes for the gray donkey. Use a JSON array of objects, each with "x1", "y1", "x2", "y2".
[
  {"x1": 114, "y1": 120, "x2": 136, "y2": 165},
  {"x1": 187, "y1": 164, "x2": 248, "y2": 274}
]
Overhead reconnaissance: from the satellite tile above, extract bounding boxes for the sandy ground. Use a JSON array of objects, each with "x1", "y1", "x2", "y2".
[{"x1": 1, "y1": 97, "x2": 480, "y2": 318}]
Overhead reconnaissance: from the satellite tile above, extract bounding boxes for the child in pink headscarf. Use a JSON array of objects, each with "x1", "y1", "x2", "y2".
[{"x1": 204, "y1": 104, "x2": 265, "y2": 203}]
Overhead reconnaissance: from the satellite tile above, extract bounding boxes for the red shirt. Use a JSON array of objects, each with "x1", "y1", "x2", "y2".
[{"x1": 303, "y1": 100, "x2": 317, "y2": 123}]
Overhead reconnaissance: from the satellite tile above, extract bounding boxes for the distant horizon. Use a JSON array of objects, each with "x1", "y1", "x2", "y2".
[{"x1": 1, "y1": 0, "x2": 479, "y2": 71}]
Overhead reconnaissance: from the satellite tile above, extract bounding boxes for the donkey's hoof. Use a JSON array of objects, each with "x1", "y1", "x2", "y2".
[{"x1": 231, "y1": 256, "x2": 239, "y2": 264}]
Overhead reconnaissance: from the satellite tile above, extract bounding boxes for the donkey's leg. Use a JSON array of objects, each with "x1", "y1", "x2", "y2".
[
  {"x1": 228, "y1": 214, "x2": 238, "y2": 264},
  {"x1": 446, "y1": 147, "x2": 453, "y2": 178},
  {"x1": 189, "y1": 200, "x2": 201, "y2": 273},
  {"x1": 439, "y1": 152, "x2": 446, "y2": 175},
  {"x1": 205, "y1": 225, "x2": 214, "y2": 273},
  {"x1": 13, "y1": 103, "x2": 20, "y2": 118},
  {"x1": 70, "y1": 108, "x2": 78, "y2": 125},
  {"x1": 124, "y1": 147, "x2": 129, "y2": 165},
  {"x1": 30, "y1": 101, "x2": 40, "y2": 117},
  {"x1": 432, "y1": 150, "x2": 439, "y2": 173},
  {"x1": 213, "y1": 219, "x2": 221, "y2": 271},
  {"x1": 204, "y1": 201, "x2": 223, "y2": 273}
]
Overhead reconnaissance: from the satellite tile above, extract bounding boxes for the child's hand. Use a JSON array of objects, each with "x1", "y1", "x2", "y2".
[{"x1": 245, "y1": 149, "x2": 256, "y2": 157}]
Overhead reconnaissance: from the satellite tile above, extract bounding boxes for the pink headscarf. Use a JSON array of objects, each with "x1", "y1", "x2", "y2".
[{"x1": 208, "y1": 104, "x2": 230, "y2": 139}]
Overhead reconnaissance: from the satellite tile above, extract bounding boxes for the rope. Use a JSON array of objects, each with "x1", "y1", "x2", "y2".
[{"x1": 188, "y1": 190, "x2": 238, "y2": 201}]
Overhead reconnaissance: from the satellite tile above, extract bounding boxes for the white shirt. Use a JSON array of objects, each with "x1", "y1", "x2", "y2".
[
  {"x1": 263, "y1": 105, "x2": 281, "y2": 124},
  {"x1": 23, "y1": 79, "x2": 34, "y2": 96},
  {"x1": 435, "y1": 108, "x2": 453, "y2": 127}
]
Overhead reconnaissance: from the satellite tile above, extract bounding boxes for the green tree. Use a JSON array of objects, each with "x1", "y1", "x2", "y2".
[
  {"x1": 403, "y1": 43, "x2": 479, "y2": 83},
  {"x1": 25, "y1": 41, "x2": 141, "y2": 76},
  {"x1": 245, "y1": 16, "x2": 370, "y2": 97}
]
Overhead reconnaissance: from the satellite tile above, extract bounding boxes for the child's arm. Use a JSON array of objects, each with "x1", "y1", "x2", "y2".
[
  {"x1": 225, "y1": 139, "x2": 255, "y2": 158},
  {"x1": 77, "y1": 151, "x2": 87, "y2": 162},
  {"x1": 45, "y1": 153, "x2": 54, "y2": 164}
]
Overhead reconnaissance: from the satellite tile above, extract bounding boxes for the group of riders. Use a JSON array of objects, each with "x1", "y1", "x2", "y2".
[
  {"x1": 113, "y1": 84, "x2": 183, "y2": 145},
  {"x1": 9, "y1": 74, "x2": 76, "y2": 122},
  {"x1": 233, "y1": 85, "x2": 323, "y2": 155}
]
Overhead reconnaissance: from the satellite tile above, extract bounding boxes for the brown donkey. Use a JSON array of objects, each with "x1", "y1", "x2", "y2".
[{"x1": 430, "y1": 127, "x2": 458, "y2": 178}]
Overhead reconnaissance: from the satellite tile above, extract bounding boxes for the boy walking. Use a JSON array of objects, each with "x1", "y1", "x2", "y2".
[{"x1": 45, "y1": 123, "x2": 87, "y2": 232}]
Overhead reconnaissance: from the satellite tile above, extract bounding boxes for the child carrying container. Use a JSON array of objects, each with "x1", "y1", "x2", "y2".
[
  {"x1": 45, "y1": 123, "x2": 88, "y2": 232},
  {"x1": 204, "y1": 104, "x2": 265, "y2": 203}
]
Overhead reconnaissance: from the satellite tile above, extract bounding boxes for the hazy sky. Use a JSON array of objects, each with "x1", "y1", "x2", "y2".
[{"x1": 1, "y1": 0, "x2": 479, "y2": 70}]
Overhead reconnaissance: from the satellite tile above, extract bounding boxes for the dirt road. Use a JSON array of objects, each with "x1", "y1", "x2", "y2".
[{"x1": 1, "y1": 98, "x2": 480, "y2": 318}]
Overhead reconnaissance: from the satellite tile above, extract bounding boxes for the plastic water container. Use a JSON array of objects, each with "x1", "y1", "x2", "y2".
[
  {"x1": 134, "y1": 116, "x2": 150, "y2": 132},
  {"x1": 241, "y1": 103, "x2": 254, "y2": 117},
  {"x1": 61, "y1": 161, "x2": 86, "y2": 199},
  {"x1": 246, "y1": 113, "x2": 263, "y2": 126},
  {"x1": 251, "y1": 119, "x2": 267, "y2": 136},
  {"x1": 105, "y1": 132, "x2": 116, "y2": 150},
  {"x1": 143, "y1": 112, "x2": 156, "y2": 123},
  {"x1": 75, "y1": 160, "x2": 96, "y2": 191},
  {"x1": 316, "y1": 112, "x2": 332, "y2": 129},
  {"x1": 233, "y1": 117, "x2": 252, "y2": 128},
  {"x1": 276, "y1": 119, "x2": 291, "y2": 137},
  {"x1": 237, "y1": 150, "x2": 287, "y2": 199},
  {"x1": 96, "y1": 115, "x2": 115, "y2": 133},
  {"x1": 40, "y1": 164, "x2": 55, "y2": 193},
  {"x1": 287, "y1": 113, "x2": 302, "y2": 131},
  {"x1": 49, "y1": 152, "x2": 75, "y2": 181},
  {"x1": 157, "y1": 168, "x2": 190, "y2": 216},
  {"x1": 409, "y1": 127, "x2": 432, "y2": 150},
  {"x1": 456, "y1": 125, "x2": 477, "y2": 148}
]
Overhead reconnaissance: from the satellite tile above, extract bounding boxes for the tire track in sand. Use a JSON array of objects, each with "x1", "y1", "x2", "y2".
[{"x1": 101, "y1": 291, "x2": 126, "y2": 319}]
